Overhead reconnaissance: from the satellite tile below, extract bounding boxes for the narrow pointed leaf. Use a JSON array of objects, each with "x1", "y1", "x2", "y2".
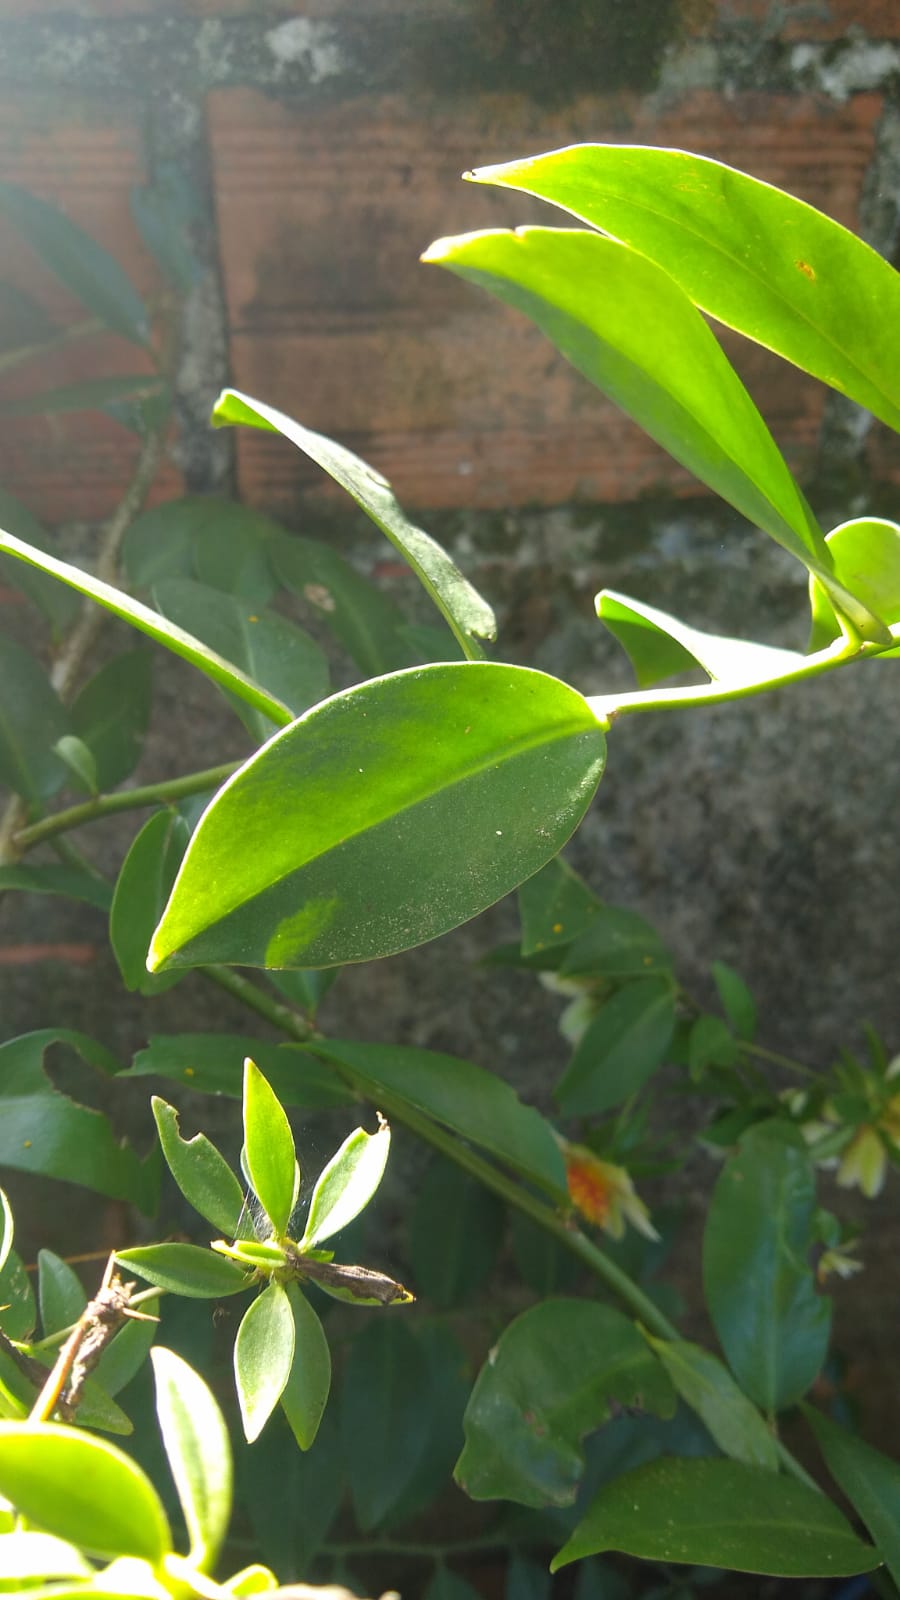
[
  {"x1": 271, "y1": 528, "x2": 414, "y2": 676},
  {"x1": 127, "y1": 1033, "x2": 353, "y2": 1109},
  {"x1": 279, "y1": 1283, "x2": 331, "y2": 1450},
  {"x1": 53, "y1": 734, "x2": 97, "y2": 794},
  {"x1": 212, "y1": 389, "x2": 497, "y2": 658},
  {"x1": 95, "y1": 1298, "x2": 159, "y2": 1397},
  {"x1": 804, "y1": 1405, "x2": 900, "y2": 1588},
  {"x1": 110, "y1": 810, "x2": 189, "y2": 995},
  {"x1": 149, "y1": 662, "x2": 607, "y2": 972},
  {"x1": 424, "y1": 226, "x2": 885, "y2": 642},
  {"x1": 0, "y1": 529, "x2": 293, "y2": 728},
  {"x1": 151, "y1": 1347, "x2": 231, "y2": 1570},
  {"x1": 597, "y1": 590, "x2": 805, "y2": 690},
  {"x1": 468, "y1": 144, "x2": 900, "y2": 431},
  {"x1": 301, "y1": 1121, "x2": 390, "y2": 1249},
  {"x1": 152, "y1": 1098, "x2": 245, "y2": 1236},
  {"x1": 0, "y1": 862, "x2": 112, "y2": 911},
  {"x1": 37, "y1": 1251, "x2": 86, "y2": 1337},
  {"x1": 711, "y1": 961, "x2": 756, "y2": 1040},
  {"x1": 234, "y1": 1283, "x2": 295, "y2": 1443},
  {"x1": 71, "y1": 650, "x2": 153, "y2": 791},
  {"x1": 555, "y1": 979, "x2": 676, "y2": 1116},
  {"x1": 645, "y1": 1336, "x2": 778, "y2": 1470},
  {"x1": 0, "y1": 375, "x2": 161, "y2": 417},
  {"x1": 0, "y1": 489, "x2": 79, "y2": 635},
  {"x1": 809, "y1": 517, "x2": 900, "y2": 650},
  {"x1": 115, "y1": 1243, "x2": 251, "y2": 1299},
  {"x1": 0, "y1": 1423, "x2": 170, "y2": 1561},
  {"x1": 0, "y1": 635, "x2": 69, "y2": 800},
  {"x1": 243, "y1": 1058, "x2": 298, "y2": 1237},
  {"x1": 552, "y1": 1456, "x2": 879, "y2": 1576}
]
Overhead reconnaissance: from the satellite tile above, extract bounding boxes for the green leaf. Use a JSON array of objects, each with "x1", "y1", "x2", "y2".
[
  {"x1": 804, "y1": 1405, "x2": 900, "y2": 1588},
  {"x1": 37, "y1": 1251, "x2": 86, "y2": 1337},
  {"x1": 270, "y1": 528, "x2": 414, "y2": 677},
  {"x1": 0, "y1": 1191, "x2": 11, "y2": 1276},
  {"x1": 509, "y1": 1211, "x2": 581, "y2": 1296},
  {"x1": 468, "y1": 144, "x2": 900, "y2": 431},
  {"x1": 506, "y1": 1554, "x2": 551, "y2": 1600},
  {"x1": 124, "y1": 496, "x2": 277, "y2": 604},
  {"x1": 0, "y1": 862, "x2": 111, "y2": 911},
  {"x1": 279, "y1": 1283, "x2": 331, "y2": 1451},
  {"x1": 152, "y1": 578, "x2": 329, "y2": 740},
  {"x1": 456, "y1": 1299, "x2": 676, "y2": 1507},
  {"x1": 307, "y1": 1038, "x2": 567, "y2": 1201},
  {"x1": 0, "y1": 182, "x2": 149, "y2": 346},
  {"x1": 0, "y1": 1031, "x2": 158, "y2": 1213},
  {"x1": 688, "y1": 1016, "x2": 739, "y2": 1079},
  {"x1": 127, "y1": 1032, "x2": 352, "y2": 1108},
  {"x1": 518, "y1": 855, "x2": 602, "y2": 957},
  {"x1": 71, "y1": 650, "x2": 153, "y2": 791},
  {"x1": 148, "y1": 662, "x2": 607, "y2": 972},
  {"x1": 131, "y1": 165, "x2": 202, "y2": 295},
  {"x1": 0, "y1": 1422, "x2": 170, "y2": 1560},
  {"x1": 426, "y1": 1571, "x2": 482, "y2": 1600},
  {"x1": 212, "y1": 389, "x2": 497, "y2": 658},
  {"x1": 555, "y1": 980, "x2": 676, "y2": 1116},
  {"x1": 115, "y1": 1243, "x2": 251, "y2": 1299},
  {"x1": 243, "y1": 1058, "x2": 299, "y2": 1238},
  {"x1": 0, "y1": 375, "x2": 161, "y2": 417},
  {"x1": 341, "y1": 1318, "x2": 431, "y2": 1530},
  {"x1": 0, "y1": 529, "x2": 294, "y2": 729},
  {"x1": 0, "y1": 1245, "x2": 36, "y2": 1341},
  {"x1": 53, "y1": 734, "x2": 97, "y2": 795},
  {"x1": 711, "y1": 961, "x2": 756, "y2": 1040},
  {"x1": 151, "y1": 1098, "x2": 244, "y2": 1235},
  {"x1": 645, "y1": 1336, "x2": 778, "y2": 1470},
  {"x1": 301, "y1": 1120, "x2": 391, "y2": 1250},
  {"x1": 0, "y1": 489, "x2": 79, "y2": 635},
  {"x1": 234, "y1": 1283, "x2": 295, "y2": 1444},
  {"x1": 560, "y1": 906, "x2": 671, "y2": 980},
  {"x1": 409, "y1": 1158, "x2": 506, "y2": 1309},
  {"x1": 0, "y1": 1530, "x2": 92, "y2": 1585},
  {"x1": 809, "y1": 516, "x2": 900, "y2": 650},
  {"x1": 110, "y1": 810, "x2": 189, "y2": 995},
  {"x1": 703, "y1": 1121, "x2": 830, "y2": 1412},
  {"x1": 424, "y1": 227, "x2": 885, "y2": 643},
  {"x1": 0, "y1": 635, "x2": 69, "y2": 800},
  {"x1": 597, "y1": 590, "x2": 806, "y2": 692},
  {"x1": 151, "y1": 1347, "x2": 231, "y2": 1571},
  {"x1": 552, "y1": 1456, "x2": 879, "y2": 1576}
]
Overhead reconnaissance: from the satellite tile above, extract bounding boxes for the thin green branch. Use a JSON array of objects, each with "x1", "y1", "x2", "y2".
[
  {"x1": 201, "y1": 963, "x2": 318, "y2": 1042},
  {"x1": 13, "y1": 761, "x2": 239, "y2": 851}
]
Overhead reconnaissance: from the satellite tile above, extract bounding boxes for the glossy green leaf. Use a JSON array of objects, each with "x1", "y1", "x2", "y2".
[
  {"x1": 703, "y1": 1121, "x2": 830, "y2": 1412},
  {"x1": 0, "y1": 1191, "x2": 11, "y2": 1276},
  {"x1": 711, "y1": 961, "x2": 756, "y2": 1040},
  {"x1": 149, "y1": 662, "x2": 606, "y2": 972},
  {"x1": 152, "y1": 578, "x2": 328, "y2": 740},
  {"x1": 469, "y1": 144, "x2": 900, "y2": 431},
  {"x1": 151, "y1": 1347, "x2": 231, "y2": 1570},
  {"x1": 126, "y1": 1033, "x2": 353, "y2": 1109},
  {"x1": 152, "y1": 1098, "x2": 245, "y2": 1236},
  {"x1": 424, "y1": 227, "x2": 885, "y2": 642},
  {"x1": 212, "y1": 389, "x2": 497, "y2": 658},
  {"x1": 553, "y1": 1456, "x2": 879, "y2": 1576},
  {"x1": 0, "y1": 1422, "x2": 170, "y2": 1560},
  {"x1": 555, "y1": 979, "x2": 676, "y2": 1116},
  {"x1": 409, "y1": 1158, "x2": 505, "y2": 1309},
  {"x1": 560, "y1": 906, "x2": 671, "y2": 980},
  {"x1": 37, "y1": 1251, "x2": 86, "y2": 1337},
  {"x1": 645, "y1": 1336, "x2": 778, "y2": 1470},
  {"x1": 518, "y1": 855, "x2": 602, "y2": 957},
  {"x1": 0, "y1": 862, "x2": 111, "y2": 911},
  {"x1": 597, "y1": 590, "x2": 806, "y2": 692},
  {"x1": 243, "y1": 1058, "x2": 299, "y2": 1238},
  {"x1": 0, "y1": 182, "x2": 149, "y2": 346},
  {"x1": 95, "y1": 1297, "x2": 159, "y2": 1397},
  {"x1": 0, "y1": 1245, "x2": 35, "y2": 1340},
  {"x1": 0, "y1": 1530, "x2": 92, "y2": 1584},
  {"x1": 53, "y1": 734, "x2": 97, "y2": 794},
  {"x1": 115, "y1": 1243, "x2": 250, "y2": 1299},
  {"x1": 809, "y1": 517, "x2": 900, "y2": 650},
  {"x1": 456, "y1": 1299, "x2": 676, "y2": 1507},
  {"x1": 341, "y1": 1318, "x2": 431, "y2": 1530},
  {"x1": 0, "y1": 1030, "x2": 158, "y2": 1213},
  {"x1": 110, "y1": 810, "x2": 189, "y2": 995},
  {"x1": 0, "y1": 374, "x2": 161, "y2": 417},
  {"x1": 71, "y1": 650, "x2": 153, "y2": 791},
  {"x1": 234, "y1": 1283, "x2": 295, "y2": 1444},
  {"x1": 0, "y1": 489, "x2": 79, "y2": 635},
  {"x1": 279, "y1": 1283, "x2": 331, "y2": 1451},
  {"x1": 124, "y1": 496, "x2": 277, "y2": 604},
  {"x1": 804, "y1": 1404, "x2": 900, "y2": 1588},
  {"x1": 301, "y1": 1121, "x2": 390, "y2": 1250},
  {"x1": 0, "y1": 634, "x2": 69, "y2": 799},
  {"x1": 0, "y1": 528, "x2": 293, "y2": 729},
  {"x1": 271, "y1": 528, "x2": 414, "y2": 677},
  {"x1": 308, "y1": 1038, "x2": 567, "y2": 1201}
]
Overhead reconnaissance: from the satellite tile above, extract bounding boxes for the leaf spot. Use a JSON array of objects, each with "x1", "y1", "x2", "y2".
[{"x1": 795, "y1": 259, "x2": 815, "y2": 280}]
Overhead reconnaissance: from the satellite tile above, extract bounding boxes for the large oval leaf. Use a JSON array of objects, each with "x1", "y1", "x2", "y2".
[
  {"x1": 0, "y1": 1423, "x2": 170, "y2": 1561},
  {"x1": 148, "y1": 663, "x2": 607, "y2": 971},
  {"x1": 423, "y1": 227, "x2": 885, "y2": 643},
  {"x1": 468, "y1": 144, "x2": 900, "y2": 432}
]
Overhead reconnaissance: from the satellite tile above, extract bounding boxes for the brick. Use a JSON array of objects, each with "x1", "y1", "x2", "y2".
[
  {"x1": 0, "y1": 92, "x2": 181, "y2": 523},
  {"x1": 691, "y1": 0, "x2": 900, "y2": 38},
  {"x1": 210, "y1": 85, "x2": 878, "y2": 512}
]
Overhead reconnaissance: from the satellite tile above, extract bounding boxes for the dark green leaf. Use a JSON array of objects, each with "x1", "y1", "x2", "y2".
[
  {"x1": 131, "y1": 166, "x2": 202, "y2": 295},
  {"x1": 551, "y1": 1456, "x2": 879, "y2": 1576},
  {"x1": 804, "y1": 1404, "x2": 900, "y2": 1588},
  {"x1": 0, "y1": 1246, "x2": 36, "y2": 1341},
  {"x1": 0, "y1": 1423, "x2": 170, "y2": 1560},
  {"x1": 37, "y1": 1251, "x2": 86, "y2": 1337},
  {"x1": 555, "y1": 979, "x2": 676, "y2": 1116},
  {"x1": 688, "y1": 1017, "x2": 739, "y2": 1080},
  {"x1": 703, "y1": 1121, "x2": 830, "y2": 1412},
  {"x1": 148, "y1": 663, "x2": 607, "y2": 972},
  {"x1": 151, "y1": 1346, "x2": 231, "y2": 1570},
  {"x1": 506, "y1": 1553, "x2": 551, "y2": 1600},
  {"x1": 469, "y1": 144, "x2": 900, "y2": 431},
  {"x1": 518, "y1": 856, "x2": 602, "y2": 957},
  {"x1": 0, "y1": 182, "x2": 149, "y2": 346},
  {"x1": 234, "y1": 1283, "x2": 295, "y2": 1443},
  {"x1": 0, "y1": 634, "x2": 69, "y2": 799},
  {"x1": 95, "y1": 1298, "x2": 158, "y2": 1398},
  {"x1": 380, "y1": 1323, "x2": 470, "y2": 1529},
  {"x1": 115, "y1": 1244, "x2": 251, "y2": 1299},
  {"x1": 0, "y1": 488, "x2": 79, "y2": 634},
  {"x1": 212, "y1": 390, "x2": 497, "y2": 658},
  {"x1": 124, "y1": 496, "x2": 278, "y2": 603},
  {"x1": 243, "y1": 1058, "x2": 298, "y2": 1238},
  {"x1": 426, "y1": 1571, "x2": 482, "y2": 1600},
  {"x1": 308, "y1": 1038, "x2": 567, "y2": 1201},
  {"x1": 270, "y1": 528, "x2": 415, "y2": 677},
  {"x1": 71, "y1": 650, "x2": 152, "y2": 791},
  {"x1": 409, "y1": 1158, "x2": 505, "y2": 1309},
  {"x1": 279, "y1": 1283, "x2": 331, "y2": 1451},
  {"x1": 0, "y1": 375, "x2": 161, "y2": 417},
  {"x1": 110, "y1": 810, "x2": 189, "y2": 996},
  {"x1": 645, "y1": 1336, "x2": 778, "y2": 1470},
  {"x1": 0, "y1": 1031, "x2": 158, "y2": 1213},
  {"x1": 341, "y1": 1318, "x2": 431, "y2": 1530},
  {"x1": 0, "y1": 862, "x2": 111, "y2": 911},
  {"x1": 509, "y1": 1211, "x2": 581, "y2": 1296},
  {"x1": 560, "y1": 907, "x2": 671, "y2": 980},
  {"x1": 126, "y1": 1033, "x2": 353, "y2": 1109},
  {"x1": 152, "y1": 1097, "x2": 245, "y2": 1236},
  {"x1": 456, "y1": 1299, "x2": 676, "y2": 1508},
  {"x1": 711, "y1": 961, "x2": 756, "y2": 1041}
]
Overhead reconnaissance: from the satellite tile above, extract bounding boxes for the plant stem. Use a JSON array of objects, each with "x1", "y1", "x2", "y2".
[
  {"x1": 202, "y1": 963, "x2": 318, "y2": 1041},
  {"x1": 13, "y1": 761, "x2": 240, "y2": 851},
  {"x1": 739, "y1": 1041, "x2": 818, "y2": 1079}
]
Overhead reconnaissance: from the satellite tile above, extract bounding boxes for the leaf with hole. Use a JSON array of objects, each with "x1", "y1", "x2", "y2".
[
  {"x1": 301, "y1": 1121, "x2": 390, "y2": 1250},
  {"x1": 152, "y1": 1098, "x2": 245, "y2": 1236}
]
